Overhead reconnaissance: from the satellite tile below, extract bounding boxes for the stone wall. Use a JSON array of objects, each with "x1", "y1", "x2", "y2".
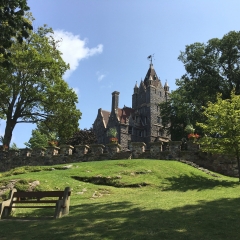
[{"x1": 0, "y1": 142, "x2": 238, "y2": 178}]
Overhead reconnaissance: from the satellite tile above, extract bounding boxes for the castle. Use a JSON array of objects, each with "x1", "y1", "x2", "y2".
[{"x1": 93, "y1": 59, "x2": 170, "y2": 150}]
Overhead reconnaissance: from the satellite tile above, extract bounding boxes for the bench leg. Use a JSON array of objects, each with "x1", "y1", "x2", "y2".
[
  {"x1": 54, "y1": 200, "x2": 63, "y2": 219},
  {"x1": 0, "y1": 189, "x2": 17, "y2": 219},
  {"x1": 54, "y1": 187, "x2": 71, "y2": 219}
]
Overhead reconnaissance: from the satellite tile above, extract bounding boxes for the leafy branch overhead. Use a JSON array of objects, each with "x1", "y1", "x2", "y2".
[
  {"x1": 0, "y1": 0, "x2": 33, "y2": 67},
  {"x1": 0, "y1": 16, "x2": 81, "y2": 147}
]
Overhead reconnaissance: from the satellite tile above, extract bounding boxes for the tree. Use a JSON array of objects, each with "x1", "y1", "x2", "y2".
[
  {"x1": 161, "y1": 31, "x2": 240, "y2": 139},
  {"x1": 0, "y1": 0, "x2": 33, "y2": 66},
  {"x1": 197, "y1": 92, "x2": 240, "y2": 181},
  {"x1": 24, "y1": 129, "x2": 49, "y2": 149},
  {"x1": 10, "y1": 142, "x2": 18, "y2": 150},
  {"x1": 66, "y1": 128, "x2": 97, "y2": 146},
  {"x1": 160, "y1": 89, "x2": 200, "y2": 140},
  {"x1": 0, "y1": 22, "x2": 81, "y2": 147}
]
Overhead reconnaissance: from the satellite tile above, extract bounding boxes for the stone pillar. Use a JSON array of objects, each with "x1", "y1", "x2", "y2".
[
  {"x1": 32, "y1": 148, "x2": 46, "y2": 156},
  {"x1": 89, "y1": 144, "x2": 105, "y2": 155},
  {"x1": 74, "y1": 145, "x2": 90, "y2": 157},
  {"x1": 19, "y1": 148, "x2": 32, "y2": 157},
  {"x1": 149, "y1": 142, "x2": 163, "y2": 157},
  {"x1": 168, "y1": 141, "x2": 181, "y2": 159},
  {"x1": 187, "y1": 142, "x2": 200, "y2": 151},
  {"x1": 8, "y1": 149, "x2": 21, "y2": 158},
  {"x1": 106, "y1": 143, "x2": 121, "y2": 157},
  {"x1": 60, "y1": 145, "x2": 74, "y2": 156},
  {"x1": 46, "y1": 146, "x2": 60, "y2": 156},
  {"x1": 130, "y1": 142, "x2": 146, "y2": 158}
]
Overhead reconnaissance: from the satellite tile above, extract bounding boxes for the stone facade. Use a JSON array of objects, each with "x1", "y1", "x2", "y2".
[
  {"x1": 0, "y1": 142, "x2": 239, "y2": 178},
  {"x1": 93, "y1": 63, "x2": 170, "y2": 150}
]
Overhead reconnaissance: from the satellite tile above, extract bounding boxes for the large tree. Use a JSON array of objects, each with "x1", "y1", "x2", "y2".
[
  {"x1": 66, "y1": 128, "x2": 97, "y2": 146},
  {"x1": 0, "y1": 0, "x2": 32, "y2": 66},
  {"x1": 160, "y1": 31, "x2": 240, "y2": 140},
  {"x1": 197, "y1": 92, "x2": 240, "y2": 181},
  {"x1": 0, "y1": 22, "x2": 81, "y2": 147}
]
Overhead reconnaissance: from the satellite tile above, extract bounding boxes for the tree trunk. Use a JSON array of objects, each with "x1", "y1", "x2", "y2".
[{"x1": 3, "y1": 118, "x2": 16, "y2": 148}]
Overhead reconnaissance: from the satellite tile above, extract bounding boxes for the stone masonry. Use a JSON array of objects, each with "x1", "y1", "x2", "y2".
[{"x1": 0, "y1": 142, "x2": 239, "y2": 178}]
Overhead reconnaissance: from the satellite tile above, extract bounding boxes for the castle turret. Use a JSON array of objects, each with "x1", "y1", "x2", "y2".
[
  {"x1": 111, "y1": 91, "x2": 120, "y2": 114},
  {"x1": 164, "y1": 81, "x2": 170, "y2": 101},
  {"x1": 134, "y1": 81, "x2": 138, "y2": 93},
  {"x1": 132, "y1": 81, "x2": 139, "y2": 109}
]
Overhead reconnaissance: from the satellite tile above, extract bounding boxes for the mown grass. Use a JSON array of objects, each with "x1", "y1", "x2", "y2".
[{"x1": 0, "y1": 159, "x2": 239, "y2": 240}]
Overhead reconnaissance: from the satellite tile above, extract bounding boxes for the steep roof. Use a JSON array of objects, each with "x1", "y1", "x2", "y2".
[
  {"x1": 118, "y1": 107, "x2": 134, "y2": 124},
  {"x1": 101, "y1": 110, "x2": 110, "y2": 127},
  {"x1": 144, "y1": 63, "x2": 162, "y2": 87}
]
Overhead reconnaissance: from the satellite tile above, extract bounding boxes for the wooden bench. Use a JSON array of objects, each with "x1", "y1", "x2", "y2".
[{"x1": 0, "y1": 187, "x2": 71, "y2": 219}]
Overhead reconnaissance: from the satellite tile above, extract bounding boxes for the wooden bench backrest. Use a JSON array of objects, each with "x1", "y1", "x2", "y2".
[{"x1": 13, "y1": 191, "x2": 71, "y2": 199}]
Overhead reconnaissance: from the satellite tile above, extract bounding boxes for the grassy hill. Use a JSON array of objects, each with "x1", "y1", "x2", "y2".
[{"x1": 0, "y1": 159, "x2": 239, "y2": 240}]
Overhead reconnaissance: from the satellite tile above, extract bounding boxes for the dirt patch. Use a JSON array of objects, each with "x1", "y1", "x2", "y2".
[{"x1": 72, "y1": 176, "x2": 150, "y2": 188}]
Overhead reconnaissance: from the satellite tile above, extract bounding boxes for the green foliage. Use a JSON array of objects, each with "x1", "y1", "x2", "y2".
[
  {"x1": 162, "y1": 31, "x2": 240, "y2": 140},
  {"x1": 10, "y1": 142, "x2": 18, "y2": 150},
  {"x1": 24, "y1": 129, "x2": 48, "y2": 149},
  {"x1": 197, "y1": 92, "x2": 240, "y2": 181},
  {"x1": 66, "y1": 128, "x2": 97, "y2": 146},
  {"x1": 107, "y1": 127, "x2": 118, "y2": 137},
  {"x1": 184, "y1": 124, "x2": 195, "y2": 134},
  {"x1": 160, "y1": 90, "x2": 197, "y2": 140},
  {"x1": 0, "y1": 0, "x2": 33, "y2": 67},
  {"x1": 0, "y1": 22, "x2": 81, "y2": 147}
]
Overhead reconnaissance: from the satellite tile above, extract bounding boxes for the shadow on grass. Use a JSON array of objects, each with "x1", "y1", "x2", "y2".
[
  {"x1": 71, "y1": 175, "x2": 150, "y2": 188},
  {"x1": 161, "y1": 173, "x2": 239, "y2": 192},
  {"x1": 1, "y1": 198, "x2": 240, "y2": 240}
]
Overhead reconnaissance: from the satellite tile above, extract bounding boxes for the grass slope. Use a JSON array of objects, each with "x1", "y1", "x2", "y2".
[{"x1": 0, "y1": 159, "x2": 239, "y2": 240}]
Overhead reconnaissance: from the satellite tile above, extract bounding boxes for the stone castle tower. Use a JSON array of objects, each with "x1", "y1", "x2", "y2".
[{"x1": 93, "y1": 61, "x2": 170, "y2": 150}]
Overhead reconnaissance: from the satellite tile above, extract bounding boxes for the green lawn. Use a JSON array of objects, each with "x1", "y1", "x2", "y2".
[{"x1": 0, "y1": 159, "x2": 239, "y2": 240}]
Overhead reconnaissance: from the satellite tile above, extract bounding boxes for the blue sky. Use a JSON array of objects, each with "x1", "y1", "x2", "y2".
[{"x1": 1, "y1": 0, "x2": 240, "y2": 148}]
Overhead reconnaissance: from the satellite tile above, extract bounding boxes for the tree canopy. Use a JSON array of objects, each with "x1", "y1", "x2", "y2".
[
  {"x1": 66, "y1": 128, "x2": 97, "y2": 146},
  {"x1": 197, "y1": 92, "x2": 240, "y2": 181},
  {"x1": 0, "y1": 21, "x2": 81, "y2": 147},
  {"x1": 0, "y1": 0, "x2": 32, "y2": 67},
  {"x1": 160, "y1": 31, "x2": 240, "y2": 140}
]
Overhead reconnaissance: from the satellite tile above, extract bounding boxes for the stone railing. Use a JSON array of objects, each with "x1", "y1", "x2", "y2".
[{"x1": 0, "y1": 141, "x2": 238, "y2": 177}]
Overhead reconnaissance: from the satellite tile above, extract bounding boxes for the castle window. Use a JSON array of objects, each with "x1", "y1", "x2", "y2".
[
  {"x1": 157, "y1": 117, "x2": 161, "y2": 124},
  {"x1": 160, "y1": 91, "x2": 162, "y2": 97},
  {"x1": 139, "y1": 131, "x2": 143, "y2": 137},
  {"x1": 128, "y1": 140, "x2": 131, "y2": 150},
  {"x1": 145, "y1": 117, "x2": 147, "y2": 124},
  {"x1": 128, "y1": 126, "x2": 132, "y2": 134}
]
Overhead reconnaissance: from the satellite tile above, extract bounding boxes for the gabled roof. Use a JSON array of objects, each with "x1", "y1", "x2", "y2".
[
  {"x1": 118, "y1": 107, "x2": 135, "y2": 124},
  {"x1": 101, "y1": 110, "x2": 110, "y2": 127}
]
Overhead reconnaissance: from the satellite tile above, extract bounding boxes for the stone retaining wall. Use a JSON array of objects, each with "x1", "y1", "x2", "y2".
[{"x1": 0, "y1": 142, "x2": 238, "y2": 178}]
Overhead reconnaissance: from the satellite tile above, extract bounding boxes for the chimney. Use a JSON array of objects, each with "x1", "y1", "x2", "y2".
[{"x1": 111, "y1": 91, "x2": 120, "y2": 114}]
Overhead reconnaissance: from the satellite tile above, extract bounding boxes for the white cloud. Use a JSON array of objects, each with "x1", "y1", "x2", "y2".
[
  {"x1": 96, "y1": 71, "x2": 106, "y2": 82},
  {"x1": 53, "y1": 30, "x2": 103, "y2": 78},
  {"x1": 72, "y1": 87, "x2": 79, "y2": 95},
  {"x1": 100, "y1": 82, "x2": 113, "y2": 89}
]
